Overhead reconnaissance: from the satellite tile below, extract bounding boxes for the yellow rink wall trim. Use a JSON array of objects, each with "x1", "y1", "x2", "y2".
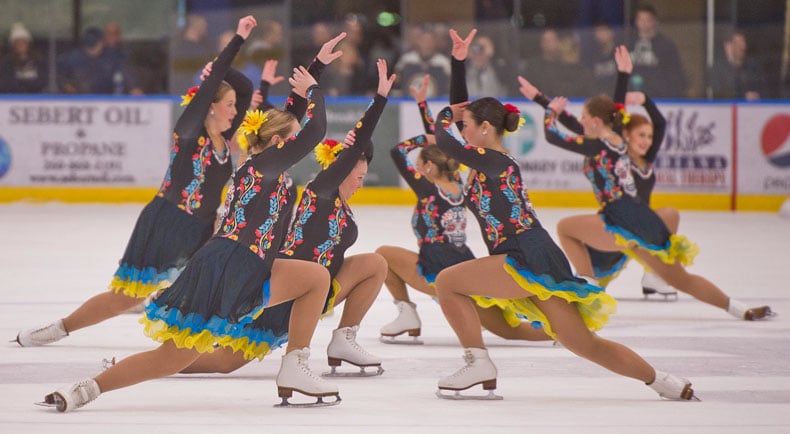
[{"x1": 0, "y1": 187, "x2": 786, "y2": 212}]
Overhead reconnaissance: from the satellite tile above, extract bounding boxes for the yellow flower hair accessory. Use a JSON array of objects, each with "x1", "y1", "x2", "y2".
[
  {"x1": 235, "y1": 110, "x2": 268, "y2": 153},
  {"x1": 238, "y1": 109, "x2": 268, "y2": 136},
  {"x1": 180, "y1": 86, "x2": 199, "y2": 107},
  {"x1": 314, "y1": 139, "x2": 344, "y2": 169},
  {"x1": 614, "y1": 103, "x2": 631, "y2": 125}
]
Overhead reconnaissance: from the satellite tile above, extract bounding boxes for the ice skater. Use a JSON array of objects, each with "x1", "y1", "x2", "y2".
[
  {"x1": 518, "y1": 46, "x2": 679, "y2": 298},
  {"x1": 534, "y1": 45, "x2": 773, "y2": 321},
  {"x1": 38, "y1": 31, "x2": 343, "y2": 412},
  {"x1": 429, "y1": 28, "x2": 697, "y2": 402},
  {"x1": 377, "y1": 73, "x2": 550, "y2": 344},
  {"x1": 178, "y1": 58, "x2": 396, "y2": 378},
  {"x1": 16, "y1": 16, "x2": 255, "y2": 347}
]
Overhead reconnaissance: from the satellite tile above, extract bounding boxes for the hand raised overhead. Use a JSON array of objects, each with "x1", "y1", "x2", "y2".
[
  {"x1": 376, "y1": 58, "x2": 396, "y2": 98},
  {"x1": 261, "y1": 59, "x2": 285, "y2": 85},
  {"x1": 548, "y1": 96, "x2": 569, "y2": 114},
  {"x1": 316, "y1": 32, "x2": 347, "y2": 65},
  {"x1": 449, "y1": 28, "x2": 478, "y2": 61},
  {"x1": 236, "y1": 15, "x2": 257, "y2": 40},
  {"x1": 409, "y1": 74, "x2": 431, "y2": 103},
  {"x1": 614, "y1": 45, "x2": 632, "y2": 74},
  {"x1": 517, "y1": 76, "x2": 540, "y2": 100}
]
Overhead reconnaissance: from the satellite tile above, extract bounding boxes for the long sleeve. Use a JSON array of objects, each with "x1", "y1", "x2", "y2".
[
  {"x1": 449, "y1": 57, "x2": 468, "y2": 131},
  {"x1": 416, "y1": 101, "x2": 436, "y2": 135},
  {"x1": 450, "y1": 57, "x2": 468, "y2": 104},
  {"x1": 252, "y1": 85, "x2": 326, "y2": 174},
  {"x1": 257, "y1": 79, "x2": 275, "y2": 111},
  {"x1": 390, "y1": 135, "x2": 434, "y2": 195},
  {"x1": 285, "y1": 58, "x2": 328, "y2": 122},
  {"x1": 175, "y1": 34, "x2": 245, "y2": 139},
  {"x1": 612, "y1": 71, "x2": 630, "y2": 135},
  {"x1": 311, "y1": 94, "x2": 387, "y2": 196},
  {"x1": 642, "y1": 95, "x2": 665, "y2": 164},
  {"x1": 435, "y1": 106, "x2": 511, "y2": 177},
  {"x1": 532, "y1": 92, "x2": 583, "y2": 134},
  {"x1": 543, "y1": 109, "x2": 602, "y2": 157}
]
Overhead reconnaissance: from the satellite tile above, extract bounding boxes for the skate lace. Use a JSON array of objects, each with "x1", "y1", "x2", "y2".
[
  {"x1": 297, "y1": 351, "x2": 326, "y2": 383},
  {"x1": 448, "y1": 351, "x2": 476, "y2": 378},
  {"x1": 345, "y1": 327, "x2": 376, "y2": 358}
]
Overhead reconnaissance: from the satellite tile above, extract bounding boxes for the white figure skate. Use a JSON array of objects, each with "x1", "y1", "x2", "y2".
[
  {"x1": 727, "y1": 299, "x2": 776, "y2": 321},
  {"x1": 275, "y1": 348, "x2": 340, "y2": 407},
  {"x1": 436, "y1": 348, "x2": 502, "y2": 400},
  {"x1": 648, "y1": 370, "x2": 699, "y2": 401},
  {"x1": 641, "y1": 271, "x2": 678, "y2": 300},
  {"x1": 380, "y1": 300, "x2": 423, "y2": 344},
  {"x1": 36, "y1": 379, "x2": 101, "y2": 412},
  {"x1": 325, "y1": 326, "x2": 384, "y2": 377},
  {"x1": 15, "y1": 319, "x2": 68, "y2": 347}
]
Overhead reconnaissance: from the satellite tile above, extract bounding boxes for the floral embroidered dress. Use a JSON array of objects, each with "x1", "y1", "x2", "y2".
[
  {"x1": 142, "y1": 85, "x2": 326, "y2": 361},
  {"x1": 110, "y1": 34, "x2": 252, "y2": 298},
  {"x1": 251, "y1": 93, "x2": 388, "y2": 350},
  {"x1": 436, "y1": 106, "x2": 616, "y2": 339}
]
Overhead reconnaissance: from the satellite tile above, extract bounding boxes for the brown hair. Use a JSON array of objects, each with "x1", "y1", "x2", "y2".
[
  {"x1": 419, "y1": 144, "x2": 459, "y2": 178},
  {"x1": 623, "y1": 113, "x2": 651, "y2": 133},
  {"x1": 243, "y1": 108, "x2": 298, "y2": 153},
  {"x1": 213, "y1": 81, "x2": 233, "y2": 103},
  {"x1": 466, "y1": 97, "x2": 520, "y2": 136},
  {"x1": 584, "y1": 94, "x2": 627, "y2": 130}
]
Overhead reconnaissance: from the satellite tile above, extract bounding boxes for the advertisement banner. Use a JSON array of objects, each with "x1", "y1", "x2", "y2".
[
  {"x1": 0, "y1": 98, "x2": 172, "y2": 187},
  {"x1": 651, "y1": 103, "x2": 732, "y2": 193},
  {"x1": 736, "y1": 105, "x2": 790, "y2": 194}
]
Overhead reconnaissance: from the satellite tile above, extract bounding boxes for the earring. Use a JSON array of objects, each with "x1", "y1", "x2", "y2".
[
  {"x1": 482, "y1": 129, "x2": 488, "y2": 135},
  {"x1": 210, "y1": 110, "x2": 215, "y2": 115}
]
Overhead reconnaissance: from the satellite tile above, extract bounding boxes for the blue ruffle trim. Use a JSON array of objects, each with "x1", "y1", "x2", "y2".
[
  {"x1": 113, "y1": 263, "x2": 182, "y2": 286},
  {"x1": 143, "y1": 279, "x2": 287, "y2": 351}
]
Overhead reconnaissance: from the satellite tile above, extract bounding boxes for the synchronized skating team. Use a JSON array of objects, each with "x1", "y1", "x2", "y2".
[{"x1": 14, "y1": 15, "x2": 774, "y2": 412}]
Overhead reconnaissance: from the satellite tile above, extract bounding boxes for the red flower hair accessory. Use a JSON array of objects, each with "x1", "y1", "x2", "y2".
[
  {"x1": 180, "y1": 86, "x2": 199, "y2": 107},
  {"x1": 504, "y1": 103, "x2": 520, "y2": 115},
  {"x1": 503, "y1": 103, "x2": 525, "y2": 136},
  {"x1": 613, "y1": 103, "x2": 631, "y2": 125}
]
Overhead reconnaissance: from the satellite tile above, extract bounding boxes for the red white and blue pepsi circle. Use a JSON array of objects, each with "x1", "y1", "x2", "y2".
[{"x1": 761, "y1": 114, "x2": 790, "y2": 168}]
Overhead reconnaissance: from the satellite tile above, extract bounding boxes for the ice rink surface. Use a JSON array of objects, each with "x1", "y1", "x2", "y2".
[{"x1": 0, "y1": 202, "x2": 788, "y2": 434}]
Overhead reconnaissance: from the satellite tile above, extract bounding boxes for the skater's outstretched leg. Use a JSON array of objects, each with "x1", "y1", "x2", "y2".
[
  {"x1": 17, "y1": 291, "x2": 144, "y2": 346},
  {"x1": 476, "y1": 305, "x2": 552, "y2": 341},
  {"x1": 179, "y1": 346, "x2": 250, "y2": 374}
]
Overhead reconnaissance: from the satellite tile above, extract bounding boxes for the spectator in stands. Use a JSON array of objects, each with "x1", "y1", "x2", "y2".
[
  {"x1": 0, "y1": 22, "x2": 48, "y2": 93},
  {"x1": 292, "y1": 21, "x2": 333, "y2": 68},
  {"x1": 101, "y1": 21, "x2": 143, "y2": 95},
  {"x1": 57, "y1": 27, "x2": 141, "y2": 95},
  {"x1": 708, "y1": 29, "x2": 764, "y2": 100},
  {"x1": 465, "y1": 34, "x2": 506, "y2": 98},
  {"x1": 520, "y1": 28, "x2": 591, "y2": 98},
  {"x1": 395, "y1": 23, "x2": 451, "y2": 97},
  {"x1": 171, "y1": 13, "x2": 211, "y2": 94},
  {"x1": 627, "y1": 4, "x2": 686, "y2": 98},
  {"x1": 582, "y1": 21, "x2": 621, "y2": 95}
]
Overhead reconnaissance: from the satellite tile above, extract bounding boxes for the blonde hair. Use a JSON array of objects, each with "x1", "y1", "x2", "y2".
[{"x1": 242, "y1": 108, "x2": 297, "y2": 153}]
